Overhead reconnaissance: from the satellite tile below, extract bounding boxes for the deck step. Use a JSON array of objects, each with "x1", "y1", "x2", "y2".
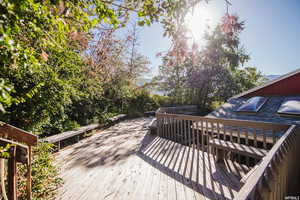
[{"x1": 209, "y1": 139, "x2": 268, "y2": 159}]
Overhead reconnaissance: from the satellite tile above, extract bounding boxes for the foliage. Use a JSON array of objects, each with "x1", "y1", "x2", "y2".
[
  {"x1": 125, "y1": 89, "x2": 161, "y2": 117},
  {"x1": 0, "y1": 143, "x2": 12, "y2": 158},
  {"x1": 0, "y1": 0, "x2": 201, "y2": 129},
  {"x1": 0, "y1": 0, "x2": 203, "y2": 199},
  {"x1": 0, "y1": 0, "x2": 242, "y2": 199},
  {"x1": 156, "y1": 15, "x2": 263, "y2": 111},
  {"x1": 0, "y1": 79, "x2": 13, "y2": 112},
  {"x1": 17, "y1": 142, "x2": 62, "y2": 200}
]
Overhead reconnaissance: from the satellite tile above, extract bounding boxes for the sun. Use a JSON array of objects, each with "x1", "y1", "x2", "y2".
[{"x1": 185, "y1": 2, "x2": 218, "y2": 45}]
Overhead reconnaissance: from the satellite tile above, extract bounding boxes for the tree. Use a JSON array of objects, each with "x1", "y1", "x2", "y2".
[
  {"x1": 0, "y1": 1, "x2": 235, "y2": 198},
  {"x1": 156, "y1": 14, "x2": 263, "y2": 111},
  {"x1": 126, "y1": 23, "x2": 150, "y2": 81}
]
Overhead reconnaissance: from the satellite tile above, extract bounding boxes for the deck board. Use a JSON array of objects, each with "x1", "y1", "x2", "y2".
[{"x1": 55, "y1": 117, "x2": 246, "y2": 200}]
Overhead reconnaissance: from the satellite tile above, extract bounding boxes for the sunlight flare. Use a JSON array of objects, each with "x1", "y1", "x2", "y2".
[{"x1": 185, "y1": 3, "x2": 219, "y2": 45}]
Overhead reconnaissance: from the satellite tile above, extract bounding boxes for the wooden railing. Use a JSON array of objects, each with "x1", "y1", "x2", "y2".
[
  {"x1": 0, "y1": 122, "x2": 38, "y2": 200},
  {"x1": 235, "y1": 125, "x2": 300, "y2": 200},
  {"x1": 156, "y1": 112, "x2": 289, "y2": 151},
  {"x1": 156, "y1": 108, "x2": 300, "y2": 198}
]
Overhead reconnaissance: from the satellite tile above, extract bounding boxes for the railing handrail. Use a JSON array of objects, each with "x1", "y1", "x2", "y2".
[
  {"x1": 234, "y1": 124, "x2": 297, "y2": 199},
  {"x1": 0, "y1": 121, "x2": 37, "y2": 146}
]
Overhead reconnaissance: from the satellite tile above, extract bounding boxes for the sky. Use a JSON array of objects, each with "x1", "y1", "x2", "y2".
[{"x1": 133, "y1": 0, "x2": 300, "y2": 78}]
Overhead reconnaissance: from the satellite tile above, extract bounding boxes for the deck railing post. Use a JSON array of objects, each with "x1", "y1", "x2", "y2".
[
  {"x1": 27, "y1": 146, "x2": 32, "y2": 200},
  {"x1": 8, "y1": 146, "x2": 17, "y2": 200}
]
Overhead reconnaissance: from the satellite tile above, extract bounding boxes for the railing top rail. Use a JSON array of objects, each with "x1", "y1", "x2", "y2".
[
  {"x1": 0, "y1": 121, "x2": 38, "y2": 146},
  {"x1": 234, "y1": 124, "x2": 297, "y2": 199},
  {"x1": 156, "y1": 112, "x2": 290, "y2": 131}
]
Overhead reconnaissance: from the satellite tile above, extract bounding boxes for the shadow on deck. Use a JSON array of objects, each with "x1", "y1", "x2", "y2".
[
  {"x1": 137, "y1": 133, "x2": 243, "y2": 200},
  {"x1": 55, "y1": 117, "x2": 247, "y2": 200},
  {"x1": 56, "y1": 118, "x2": 151, "y2": 169}
]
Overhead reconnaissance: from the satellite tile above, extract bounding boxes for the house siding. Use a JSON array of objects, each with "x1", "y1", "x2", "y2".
[{"x1": 243, "y1": 72, "x2": 300, "y2": 97}]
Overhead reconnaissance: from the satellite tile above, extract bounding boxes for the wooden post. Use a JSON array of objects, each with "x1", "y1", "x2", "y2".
[
  {"x1": 8, "y1": 146, "x2": 17, "y2": 200},
  {"x1": 27, "y1": 146, "x2": 32, "y2": 200}
]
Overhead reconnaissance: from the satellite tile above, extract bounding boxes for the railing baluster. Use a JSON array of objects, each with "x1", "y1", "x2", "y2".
[
  {"x1": 158, "y1": 117, "x2": 160, "y2": 137},
  {"x1": 254, "y1": 129, "x2": 258, "y2": 147},
  {"x1": 237, "y1": 127, "x2": 241, "y2": 163},
  {"x1": 217, "y1": 122, "x2": 220, "y2": 140},
  {"x1": 230, "y1": 126, "x2": 233, "y2": 143},
  {"x1": 206, "y1": 120, "x2": 210, "y2": 154},
  {"x1": 223, "y1": 122, "x2": 226, "y2": 141},
  {"x1": 201, "y1": 120, "x2": 204, "y2": 150},
  {"x1": 184, "y1": 120, "x2": 187, "y2": 145},
  {"x1": 263, "y1": 129, "x2": 267, "y2": 149},
  {"x1": 272, "y1": 130, "x2": 276, "y2": 145},
  {"x1": 170, "y1": 117, "x2": 173, "y2": 140},
  {"x1": 180, "y1": 119, "x2": 184, "y2": 144},
  {"x1": 176, "y1": 119, "x2": 179, "y2": 143},
  {"x1": 160, "y1": 117, "x2": 163, "y2": 137},
  {"x1": 188, "y1": 120, "x2": 190, "y2": 146},
  {"x1": 187, "y1": 120, "x2": 192, "y2": 147},
  {"x1": 167, "y1": 117, "x2": 170, "y2": 140},
  {"x1": 196, "y1": 121, "x2": 200, "y2": 150},
  {"x1": 245, "y1": 128, "x2": 250, "y2": 166},
  {"x1": 171, "y1": 118, "x2": 176, "y2": 141},
  {"x1": 162, "y1": 117, "x2": 165, "y2": 138},
  {"x1": 192, "y1": 120, "x2": 195, "y2": 148}
]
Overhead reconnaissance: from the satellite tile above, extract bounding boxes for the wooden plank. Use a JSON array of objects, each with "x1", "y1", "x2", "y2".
[
  {"x1": 0, "y1": 122, "x2": 37, "y2": 146},
  {"x1": 7, "y1": 146, "x2": 17, "y2": 200},
  {"x1": 42, "y1": 123, "x2": 100, "y2": 143},
  {"x1": 209, "y1": 139, "x2": 267, "y2": 159},
  {"x1": 43, "y1": 114, "x2": 127, "y2": 144}
]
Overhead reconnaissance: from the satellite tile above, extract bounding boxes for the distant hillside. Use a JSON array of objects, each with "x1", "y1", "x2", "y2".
[
  {"x1": 136, "y1": 78, "x2": 152, "y2": 86},
  {"x1": 265, "y1": 75, "x2": 281, "y2": 80},
  {"x1": 136, "y1": 78, "x2": 166, "y2": 95}
]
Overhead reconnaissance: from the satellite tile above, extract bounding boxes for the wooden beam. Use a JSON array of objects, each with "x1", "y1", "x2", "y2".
[{"x1": 0, "y1": 122, "x2": 37, "y2": 146}]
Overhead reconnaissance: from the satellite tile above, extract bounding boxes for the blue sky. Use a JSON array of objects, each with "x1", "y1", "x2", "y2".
[{"x1": 133, "y1": 0, "x2": 300, "y2": 78}]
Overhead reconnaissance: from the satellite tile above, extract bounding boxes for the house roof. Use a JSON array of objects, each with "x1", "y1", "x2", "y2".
[
  {"x1": 231, "y1": 68, "x2": 300, "y2": 98},
  {"x1": 206, "y1": 96, "x2": 300, "y2": 126}
]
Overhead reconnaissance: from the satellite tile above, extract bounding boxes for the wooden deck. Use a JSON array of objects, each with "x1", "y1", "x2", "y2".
[{"x1": 55, "y1": 117, "x2": 249, "y2": 200}]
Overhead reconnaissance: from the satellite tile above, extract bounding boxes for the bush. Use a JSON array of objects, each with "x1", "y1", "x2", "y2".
[
  {"x1": 17, "y1": 142, "x2": 62, "y2": 200},
  {"x1": 125, "y1": 90, "x2": 160, "y2": 117}
]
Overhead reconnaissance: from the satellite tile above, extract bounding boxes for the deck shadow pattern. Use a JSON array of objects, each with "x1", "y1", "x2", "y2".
[
  {"x1": 55, "y1": 117, "x2": 152, "y2": 169},
  {"x1": 55, "y1": 117, "x2": 246, "y2": 200},
  {"x1": 137, "y1": 133, "x2": 244, "y2": 200}
]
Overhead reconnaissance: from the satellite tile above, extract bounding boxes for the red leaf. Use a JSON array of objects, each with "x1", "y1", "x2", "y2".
[{"x1": 40, "y1": 50, "x2": 48, "y2": 61}]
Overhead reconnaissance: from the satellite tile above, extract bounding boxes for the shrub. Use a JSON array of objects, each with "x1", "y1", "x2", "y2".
[{"x1": 17, "y1": 142, "x2": 62, "y2": 200}]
